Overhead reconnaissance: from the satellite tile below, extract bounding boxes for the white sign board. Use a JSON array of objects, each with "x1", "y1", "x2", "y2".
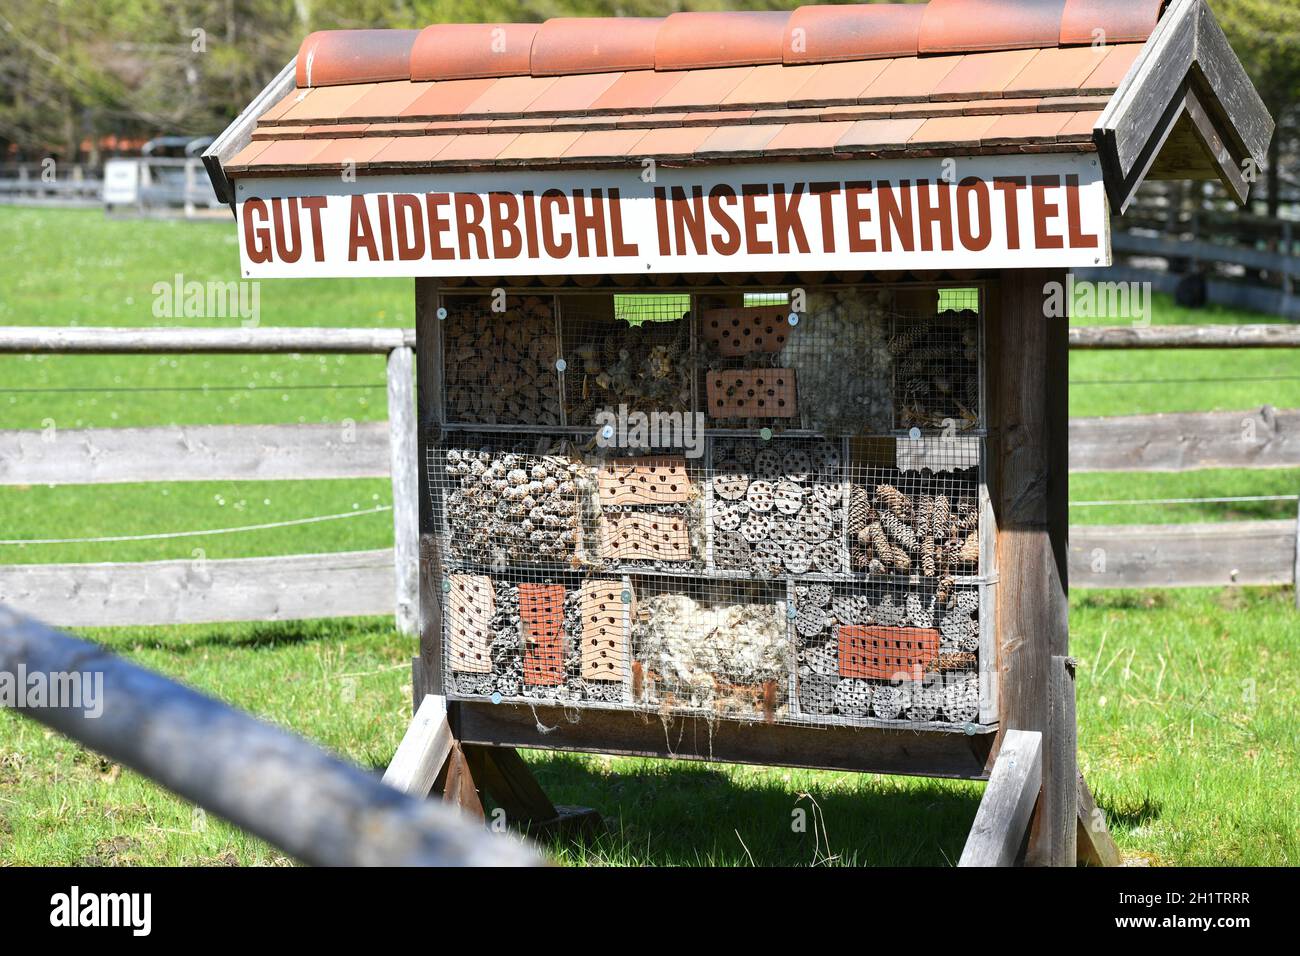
[
  {"x1": 234, "y1": 154, "x2": 1109, "y2": 279},
  {"x1": 102, "y1": 158, "x2": 141, "y2": 205}
]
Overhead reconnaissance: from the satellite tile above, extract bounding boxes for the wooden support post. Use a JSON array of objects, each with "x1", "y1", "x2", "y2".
[
  {"x1": 1076, "y1": 771, "x2": 1123, "y2": 866},
  {"x1": 989, "y1": 269, "x2": 1074, "y2": 866},
  {"x1": 414, "y1": 279, "x2": 445, "y2": 703},
  {"x1": 382, "y1": 694, "x2": 453, "y2": 798},
  {"x1": 1047, "y1": 654, "x2": 1079, "y2": 865},
  {"x1": 387, "y1": 345, "x2": 419, "y2": 636},
  {"x1": 959, "y1": 729, "x2": 1043, "y2": 867}
]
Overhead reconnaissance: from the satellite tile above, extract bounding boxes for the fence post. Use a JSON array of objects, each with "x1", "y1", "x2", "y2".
[
  {"x1": 388, "y1": 346, "x2": 419, "y2": 635},
  {"x1": 1294, "y1": 497, "x2": 1299, "y2": 611}
]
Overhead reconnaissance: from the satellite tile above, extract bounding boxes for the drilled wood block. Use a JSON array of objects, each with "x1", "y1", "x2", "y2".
[
  {"x1": 598, "y1": 511, "x2": 691, "y2": 562},
  {"x1": 447, "y1": 574, "x2": 494, "y2": 674},
  {"x1": 519, "y1": 583, "x2": 566, "y2": 687},
  {"x1": 706, "y1": 369, "x2": 797, "y2": 419},
  {"x1": 837, "y1": 624, "x2": 939, "y2": 681},
  {"x1": 700, "y1": 306, "x2": 792, "y2": 357},
  {"x1": 596, "y1": 456, "x2": 691, "y2": 507},
  {"x1": 579, "y1": 579, "x2": 627, "y2": 682}
]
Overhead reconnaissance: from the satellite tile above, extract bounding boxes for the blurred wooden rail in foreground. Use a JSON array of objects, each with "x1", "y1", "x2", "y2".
[{"x1": 0, "y1": 604, "x2": 539, "y2": 866}]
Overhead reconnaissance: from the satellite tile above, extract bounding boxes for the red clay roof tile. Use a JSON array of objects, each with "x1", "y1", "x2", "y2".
[
  {"x1": 909, "y1": 113, "x2": 999, "y2": 147},
  {"x1": 1003, "y1": 44, "x2": 1111, "y2": 94},
  {"x1": 588, "y1": 70, "x2": 684, "y2": 112},
  {"x1": 288, "y1": 2, "x2": 1164, "y2": 90},
  {"x1": 683, "y1": 109, "x2": 756, "y2": 126},
  {"x1": 766, "y1": 120, "x2": 855, "y2": 152},
  {"x1": 920, "y1": 0, "x2": 1067, "y2": 54},
  {"x1": 1060, "y1": 0, "x2": 1163, "y2": 45},
  {"x1": 784, "y1": 4, "x2": 925, "y2": 65},
  {"x1": 788, "y1": 59, "x2": 892, "y2": 106},
  {"x1": 461, "y1": 75, "x2": 560, "y2": 116},
  {"x1": 411, "y1": 24, "x2": 540, "y2": 81},
  {"x1": 1056, "y1": 109, "x2": 1102, "y2": 139},
  {"x1": 694, "y1": 123, "x2": 784, "y2": 156},
  {"x1": 1080, "y1": 42, "x2": 1143, "y2": 90},
  {"x1": 722, "y1": 63, "x2": 823, "y2": 108},
  {"x1": 399, "y1": 78, "x2": 497, "y2": 119},
  {"x1": 655, "y1": 11, "x2": 790, "y2": 71},
  {"x1": 531, "y1": 18, "x2": 660, "y2": 76},
  {"x1": 278, "y1": 85, "x2": 374, "y2": 123},
  {"x1": 929, "y1": 49, "x2": 1040, "y2": 100},
  {"x1": 981, "y1": 110, "x2": 1071, "y2": 143},
  {"x1": 373, "y1": 134, "x2": 457, "y2": 164},
  {"x1": 344, "y1": 81, "x2": 435, "y2": 120},
  {"x1": 630, "y1": 125, "x2": 716, "y2": 159},
  {"x1": 434, "y1": 132, "x2": 521, "y2": 162},
  {"x1": 226, "y1": 139, "x2": 274, "y2": 168},
  {"x1": 860, "y1": 55, "x2": 963, "y2": 103},
  {"x1": 296, "y1": 30, "x2": 419, "y2": 87},
  {"x1": 496, "y1": 130, "x2": 583, "y2": 160},
  {"x1": 243, "y1": 139, "x2": 329, "y2": 168},
  {"x1": 834, "y1": 117, "x2": 926, "y2": 151},
  {"x1": 562, "y1": 128, "x2": 651, "y2": 158},
  {"x1": 525, "y1": 72, "x2": 624, "y2": 114},
  {"x1": 653, "y1": 67, "x2": 755, "y2": 110},
  {"x1": 310, "y1": 137, "x2": 396, "y2": 166}
]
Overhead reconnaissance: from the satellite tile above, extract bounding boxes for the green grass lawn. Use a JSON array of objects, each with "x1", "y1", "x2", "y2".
[
  {"x1": 1, "y1": 586, "x2": 1293, "y2": 866},
  {"x1": 1, "y1": 207, "x2": 1297, "y2": 866}
]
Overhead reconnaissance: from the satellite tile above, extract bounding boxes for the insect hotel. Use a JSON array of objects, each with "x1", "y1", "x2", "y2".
[{"x1": 205, "y1": 0, "x2": 1271, "y2": 864}]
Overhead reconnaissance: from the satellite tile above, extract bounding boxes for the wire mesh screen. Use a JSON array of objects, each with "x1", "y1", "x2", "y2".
[
  {"x1": 442, "y1": 293, "x2": 561, "y2": 426},
  {"x1": 430, "y1": 285, "x2": 989, "y2": 728}
]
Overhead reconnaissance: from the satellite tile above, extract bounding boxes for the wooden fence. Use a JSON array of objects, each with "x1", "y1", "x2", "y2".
[
  {"x1": 0, "y1": 324, "x2": 1297, "y2": 628},
  {"x1": 0, "y1": 326, "x2": 419, "y2": 632}
]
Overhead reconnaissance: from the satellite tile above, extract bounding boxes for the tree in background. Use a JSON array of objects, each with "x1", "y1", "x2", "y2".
[
  {"x1": 1213, "y1": 0, "x2": 1300, "y2": 214},
  {"x1": 1, "y1": 0, "x2": 1295, "y2": 209}
]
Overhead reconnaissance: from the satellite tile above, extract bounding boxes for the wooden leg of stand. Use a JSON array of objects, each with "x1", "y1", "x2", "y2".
[
  {"x1": 441, "y1": 742, "x2": 485, "y2": 819},
  {"x1": 1076, "y1": 771, "x2": 1122, "y2": 866},
  {"x1": 464, "y1": 745, "x2": 603, "y2": 841},
  {"x1": 382, "y1": 694, "x2": 452, "y2": 797}
]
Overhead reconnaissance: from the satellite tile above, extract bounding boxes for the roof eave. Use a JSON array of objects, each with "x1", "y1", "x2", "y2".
[
  {"x1": 1093, "y1": 0, "x2": 1273, "y2": 213},
  {"x1": 203, "y1": 57, "x2": 298, "y2": 209}
]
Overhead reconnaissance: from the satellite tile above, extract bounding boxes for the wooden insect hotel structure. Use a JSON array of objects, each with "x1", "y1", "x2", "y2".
[{"x1": 205, "y1": 0, "x2": 1271, "y2": 864}]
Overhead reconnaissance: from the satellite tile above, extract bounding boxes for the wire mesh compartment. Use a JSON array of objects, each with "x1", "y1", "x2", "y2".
[
  {"x1": 846, "y1": 436, "x2": 981, "y2": 577},
  {"x1": 591, "y1": 451, "x2": 706, "y2": 571},
  {"x1": 630, "y1": 577, "x2": 789, "y2": 721},
  {"x1": 890, "y1": 298, "x2": 981, "y2": 431},
  {"x1": 435, "y1": 434, "x2": 594, "y2": 570},
  {"x1": 446, "y1": 572, "x2": 632, "y2": 705},
  {"x1": 562, "y1": 294, "x2": 695, "y2": 428},
  {"x1": 792, "y1": 580, "x2": 980, "y2": 723},
  {"x1": 442, "y1": 293, "x2": 561, "y2": 426},
  {"x1": 779, "y1": 287, "x2": 895, "y2": 434},
  {"x1": 432, "y1": 284, "x2": 990, "y2": 729},
  {"x1": 709, "y1": 435, "x2": 845, "y2": 577}
]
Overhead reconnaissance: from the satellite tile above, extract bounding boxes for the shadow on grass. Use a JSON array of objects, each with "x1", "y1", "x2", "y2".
[
  {"x1": 512, "y1": 751, "x2": 982, "y2": 866},
  {"x1": 77, "y1": 616, "x2": 397, "y2": 653}
]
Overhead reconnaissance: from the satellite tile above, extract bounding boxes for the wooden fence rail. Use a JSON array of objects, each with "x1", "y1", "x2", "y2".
[
  {"x1": 0, "y1": 604, "x2": 537, "y2": 866},
  {"x1": 1069, "y1": 323, "x2": 1300, "y2": 349},
  {"x1": 0, "y1": 550, "x2": 393, "y2": 627},
  {"x1": 5, "y1": 407, "x2": 1296, "y2": 486}
]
